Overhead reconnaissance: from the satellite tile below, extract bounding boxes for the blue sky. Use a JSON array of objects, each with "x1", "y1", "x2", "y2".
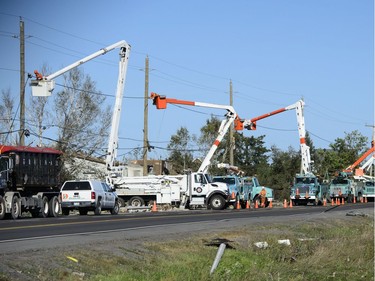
[{"x1": 0, "y1": 0, "x2": 374, "y2": 162}]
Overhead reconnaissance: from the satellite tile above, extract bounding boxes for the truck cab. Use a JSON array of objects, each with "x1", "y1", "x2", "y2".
[
  {"x1": 291, "y1": 173, "x2": 328, "y2": 205},
  {"x1": 211, "y1": 175, "x2": 240, "y2": 207},
  {"x1": 241, "y1": 176, "x2": 274, "y2": 207}
]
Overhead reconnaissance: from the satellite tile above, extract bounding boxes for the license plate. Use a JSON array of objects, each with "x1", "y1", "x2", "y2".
[{"x1": 73, "y1": 202, "x2": 80, "y2": 206}]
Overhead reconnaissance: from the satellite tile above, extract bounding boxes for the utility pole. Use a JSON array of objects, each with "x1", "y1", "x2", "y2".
[
  {"x1": 19, "y1": 18, "x2": 25, "y2": 146},
  {"x1": 143, "y1": 56, "x2": 149, "y2": 176},
  {"x1": 229, "y1": 80, "x2": 234, "y2": 165}
]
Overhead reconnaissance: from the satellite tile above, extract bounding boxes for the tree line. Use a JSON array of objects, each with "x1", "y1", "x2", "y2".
[{"x1": 166, "y1": 116, "x2": 370, "y2": 200}]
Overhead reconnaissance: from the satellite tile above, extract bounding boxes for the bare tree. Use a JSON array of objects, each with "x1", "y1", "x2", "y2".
[
  {"x1": 53, "y1": 67, "x2": 112, "y2": 179},
  {"x1": 0, "y1": 88, "x2": 17, "y2": 145}
]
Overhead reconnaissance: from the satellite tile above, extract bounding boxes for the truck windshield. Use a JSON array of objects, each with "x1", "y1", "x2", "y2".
[
  {"x1": 213, "y1": 177, "x2": 235, "y2": 185},
  {"x1": 296, "y1": 177, "x2": 315, "y2": 184},
  {"x1": 62, "y1": 181, "x2": 91, "y2": 190}
]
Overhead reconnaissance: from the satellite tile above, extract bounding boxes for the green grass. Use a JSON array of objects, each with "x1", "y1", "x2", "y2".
[{"x1": 1, "y1": 216, "x2": 374, "y2": 281}]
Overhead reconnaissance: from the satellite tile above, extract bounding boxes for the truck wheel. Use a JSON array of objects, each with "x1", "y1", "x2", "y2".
[
  {"x1": 62, "y1": 208, "x2": 70, "y2": 216},
  {"x1": 94, "y1": 199, "x2": 102, "y2": 215},
  {"x1": 0, "y1": 196, "x2": 5, "y2": 220},
  {"x1": 129, "y1": 196, "x2": 145, "y2": 207},
  {"x1": 118, "y1": 197, "x2": 125, "y2": 207},
  {"x1": 11, "y1": 196, "x2": 21, "y2": 220},
  {"x1": 209, "y1": 194, "x2": 225, "y2": 210},
  {"x1": 48, "y1": 196, "x2": 60, "y2": 217},
  {"x1": 110, "y1": 200, "x2": 120, "y2": 215},
  {"x1": 41, "y1": 196, "x2": 49, "y2": 218}
]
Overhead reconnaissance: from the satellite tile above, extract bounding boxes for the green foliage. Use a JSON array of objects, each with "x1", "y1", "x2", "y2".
[{"x1": 167, "y1": 127, "x2": 198, "y2": 174}]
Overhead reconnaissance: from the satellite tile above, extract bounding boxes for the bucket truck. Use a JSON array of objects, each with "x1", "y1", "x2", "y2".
[
  {"x1": 235, "y1": 100, "x2": 328, "y2": 205},
  {"x1": 330, "y1": 143, "x2": 375, "y2": 202},
  {"x1": 0, "y1": 40, "x2": 130, "y2": 220},
  {"x1": 111, "y1": 93, "x2": 234, "y2": 210},
  {"x1": 213, "y1": 163, "x2": 274, "y2": 208}
]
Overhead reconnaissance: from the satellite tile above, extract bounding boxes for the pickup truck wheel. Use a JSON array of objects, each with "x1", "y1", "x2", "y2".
[
  {"x1": 209, "y1": 194, "x2": 225, "y2": 210},
  {"x1": 110, "y1": 201, "x2": 120, "y2": 215},
  {"x1": 11, "y1": 196, "x2": 21, "y2": 220},
  {"x1": 41, "y1": 196, "x2": 49, "y2": 218},
  {"x1": 0, "y1": 196, "x2": 5, "y2": 220},
  {"x1": 94, "y1": 199, "x2": 102, "y2": 215},
  {"x1": 129, "y1": 196, "x2": 145, "y2": 207},
  {"x1": 48, "y1": 196, "x2": 60, "y2": 217},
  {"x1": 62, "y1": 208, "x2": 70, "y2": 216}
]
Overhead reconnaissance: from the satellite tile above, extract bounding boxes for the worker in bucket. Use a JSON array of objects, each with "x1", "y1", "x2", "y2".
[{"x1": 260, "y1": 187, "x2": 267, "y2": 207}]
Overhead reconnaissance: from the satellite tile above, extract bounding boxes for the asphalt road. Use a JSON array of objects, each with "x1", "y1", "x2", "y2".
[{"x1": 0, "y1": 203, "x2": 373, "y2": 253}]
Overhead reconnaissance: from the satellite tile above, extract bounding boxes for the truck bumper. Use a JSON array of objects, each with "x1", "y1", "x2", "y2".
[{"x1": 61, "y1": 201, "x2": 95, "y2": 208}]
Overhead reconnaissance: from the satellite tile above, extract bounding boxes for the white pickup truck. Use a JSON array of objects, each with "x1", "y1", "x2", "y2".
[{"x1": 60, "y1": 180, "x2": 120, "y2": 215}]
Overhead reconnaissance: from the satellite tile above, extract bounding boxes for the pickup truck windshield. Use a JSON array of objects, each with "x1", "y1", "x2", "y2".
[{"x1": 62, "y1": 181, "x2": 91, "y2": 190}]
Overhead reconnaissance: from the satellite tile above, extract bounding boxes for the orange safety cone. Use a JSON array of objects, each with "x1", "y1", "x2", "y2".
[
  {"x1": 353, "y1": 196, "x2": 356, "y2": 204},
  {"x1": 283, "y1": 199, "x2": 287, "y2": 208},
  {"x1": 337, "y1": 198, "x2": 340, "y2": 206},
  {"x1": 289, "y1": 200, "x2": 293, "y2": 208},
  {"x1": 152, "y1": 201, "x2": 158, "y2": 212},
  {"x1": 360, "y1": 196, "x2": 363, "y2": 203},
  {"x1": 269, "y1": 200, "x2": 273, "y2": 208},
  {"x1": 236, "y1": 200, "x2": 241, "y2": 210},
  {"x1": 245, "y1": 200, "x2": 250, "y2": 209},
  {"x1": 364, "y1": 196, "x2": 368, "y2": 203},
  {"x1": 341, "y1": 198, "x2": 344, "y2": 205},
  {"x1": 231, "y1": 192, "x2": 236, "y2": 200},
  {"x1": 331, "y1": 198, "x2": 335, "y2": 206},
  {"x1": 255, "y1": 200, "x2": 259, "y2": 209},
  {"x1": 323, "y1": 198, "x2": 327, "y2": 207}
]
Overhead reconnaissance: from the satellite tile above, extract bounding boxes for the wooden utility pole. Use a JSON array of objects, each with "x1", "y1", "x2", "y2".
[
  {"x1": 19, "y1": 18, "x2": 25, "y2": 146},
  {"x1": 143, "y1": 56, "x2": 149, "y2": 176},
  {"x1": 229, "y1": 80, "x2": 234, "y2": 165}
]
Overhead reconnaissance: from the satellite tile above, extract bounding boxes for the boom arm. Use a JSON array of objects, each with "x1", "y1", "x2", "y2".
[
  {"x1": 234, "y1": 100, "x2": 313, "y2": 175},
  {"x1": 150, "y1": 93, "x2": 236, "y2": 173},
  {"x1": 344, "y1": 146, "x2": 375, "y2": 173},
  {"x1": 30, "y1": 40, "x2": 131, "y2": 178}
]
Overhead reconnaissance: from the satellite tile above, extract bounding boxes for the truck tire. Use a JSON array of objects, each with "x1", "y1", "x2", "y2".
[
  {"x1": 118, "y1": 197, "x2": 125, "y2": 208},
  {"x1": 0, "y1": 196, "x2": 5, "y2": 220},
  {"x1": 94, "y1": 199, "x2": 102, "y2": 215},
  {"x1": 128, "y1": 196, "x2": 145, "y2": 207},
  {"x1": 48, "y1": 196, "x2": 60, "y2": 217},
  {"x1": 209, "y1": 194, "x2": 225, "y2": 210},
  {"x1": 41, "y1": 196, "x2": 49, "y2": 218},
  {"x1": 110, "y1": 200, "x2": 120, "y2": 215},
  {"x1": 11, "y1": 196, "x2": 21, "y2": 220}
]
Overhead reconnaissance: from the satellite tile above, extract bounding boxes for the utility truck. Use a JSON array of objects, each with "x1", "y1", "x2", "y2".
[
  {"x1": 234, "y1": 100, "x2": 328, "y2": 205},
  {"x1": 110, "y1": 93, "x2": 236, "y2": 210},
  {"x1": 330, "y1": 144, "x2": 375, "y2": 202},
  {"x1": 0, "y1": 40, "x2": 131, "y2": 220},
  {"x1": 213, "y1": 163, "x2": 274, "y2": 208}
]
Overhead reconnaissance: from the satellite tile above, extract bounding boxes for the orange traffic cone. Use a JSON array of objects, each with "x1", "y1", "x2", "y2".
[
  {"x1": 152, "y1": 201, "x2": 158, "y2": 212},
  {"x1": 341, "y1": 198, "x2": 344, "y2": 205},
  {"x1": 231, "y1": 192, "x2": 236, "y2": 200},
  {"x1": 337, "y1": 198, "x2": 340, "y2": 206},
  {"x1": 289, "y1": 200, "x2": 293, "y2": 208},
  {"x1": 269, "y1": 200, "x2": 273, "y2": 208},
  {"x1": 245, "y1": 200, "x2": 250, "y2": 209},
  {"x1": 255, "y1": 200, "x2": 259, "y2": 209},
  {"x1": 283, "y1": 199, "x2": 287, "y2": 208},
  {"x1": 323, "y1": 198, "x2": 327, "y2": 207},
  {"x1": 331, "y1": 198, "x2": 335, "y2": 206},
  {"x1": 236, "y1": 200, "x2": 241, "y2": 210},
  {"x1": 353, "y1": 196, "x2": 356, "y2": 204},
  {"x1": 364, "y1": 196, "x2": 368, "y2": 203},
  {"x1": 360, "y1": 196, "x2": 363, "y2": 203}
]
